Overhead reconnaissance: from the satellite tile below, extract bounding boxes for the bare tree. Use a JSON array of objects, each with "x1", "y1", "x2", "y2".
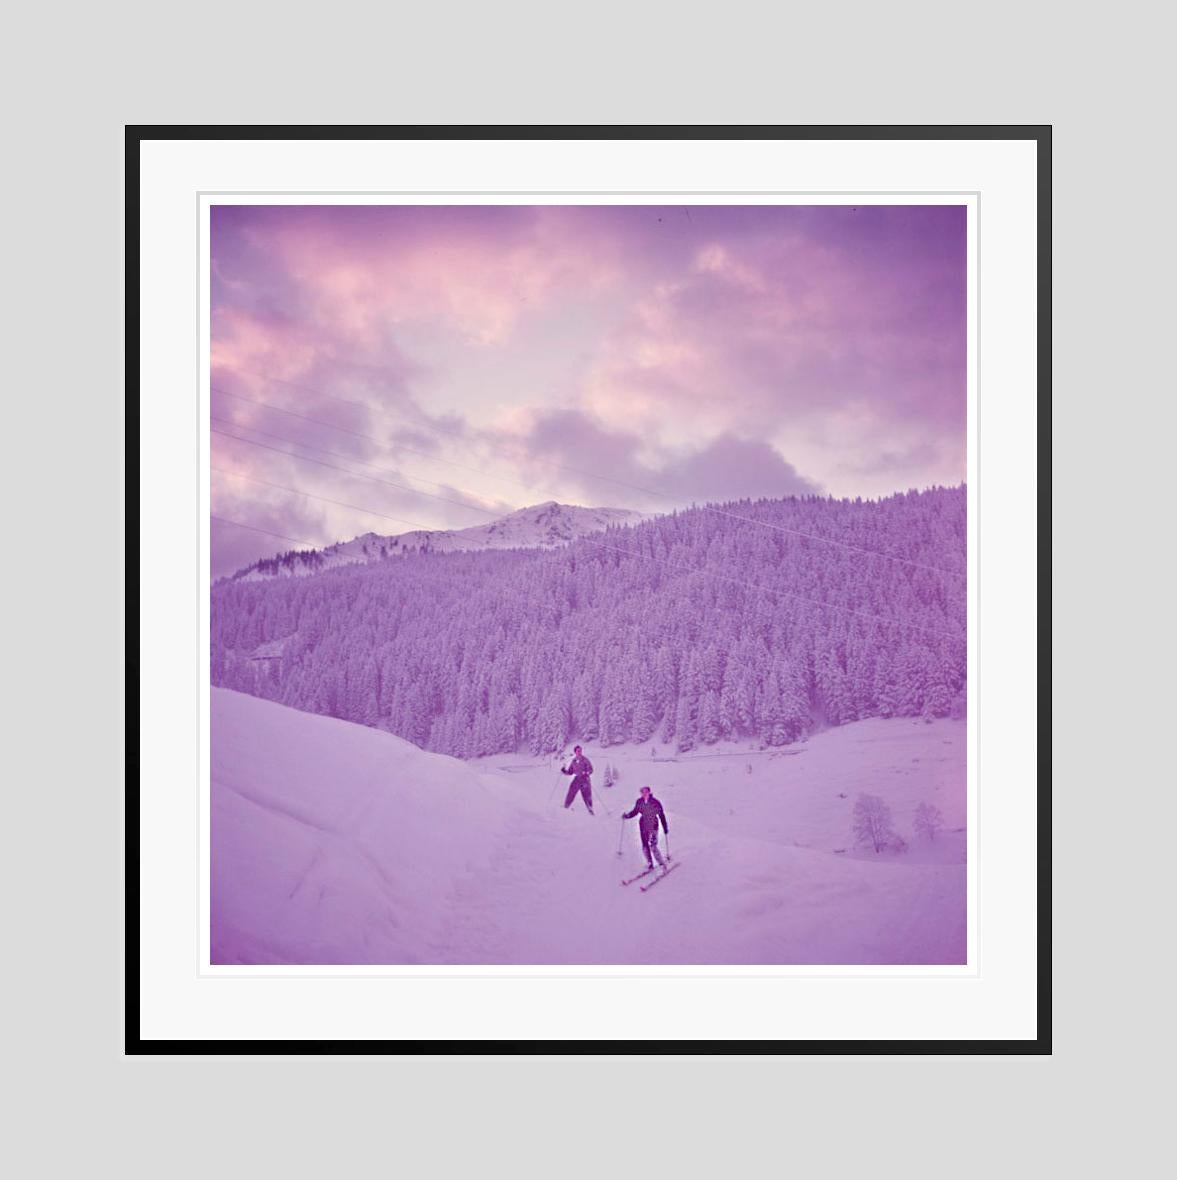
[
  {"x1": 853, "y1": 793, "x2": 896, "y2": 854},
  {"x1": 914, "y1": 801, "x2": 944, "y2": 842}
]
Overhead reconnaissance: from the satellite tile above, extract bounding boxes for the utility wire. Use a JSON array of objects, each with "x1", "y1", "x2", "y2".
[
  {"x1": 211, "y1": 383, "x2": 962, "y2": 635},
  {"x1": 214, "y1": 367, "x2": 965, "y2": 578},
  {"x1": 212, "y1": 421, "x2": 503, "y2": 520},
  {"x1": 211, "y1": 467, "x2": 960, "y2": 639},
  {"x1": 224, "y1": 364, "x2": 662, "y2": 502},
  {"x1": 577, "y1": 536, "x2": 961, "y2": 640},
  {"x1": 210, "y1": 515, "x2": 321, "y2": 549},
  {"x1": 211, "y1": 413, "x2": 512, "y2": 515},
  {"x1": 212, "y1": 385, "x2": 540, "y2": 497},
  {"x1": 212, "y1": 467, "x2": 438, "y2": 532}
]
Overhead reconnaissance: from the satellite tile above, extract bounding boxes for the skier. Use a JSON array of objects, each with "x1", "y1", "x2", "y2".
[
  {"x1": 560, "y1": 745, "x2": 595, "y2": 815},
  {"x1": 622, "y1": 786, "x2": 669, "y2": 870}
]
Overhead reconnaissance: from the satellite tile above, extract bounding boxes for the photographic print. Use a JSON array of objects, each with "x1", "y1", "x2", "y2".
[{"x1": 207, "y1": 201, "x2": 968, "y2": 967}]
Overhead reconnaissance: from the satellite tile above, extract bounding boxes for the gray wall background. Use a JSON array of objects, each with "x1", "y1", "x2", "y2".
[{"x1": 4, "y1": 1, "x2": 1141, "y2": 1175}]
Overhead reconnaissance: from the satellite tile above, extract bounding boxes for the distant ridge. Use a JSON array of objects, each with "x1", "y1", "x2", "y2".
[{"x1": 228, "y1": 501, "x2": 647, "y2": 582}]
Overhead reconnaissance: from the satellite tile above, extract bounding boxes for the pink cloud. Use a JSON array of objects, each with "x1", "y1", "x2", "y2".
[
  {"x1": 581, "y1": 224, "x2": 964, "y2": 450},
  {"x1": 235, "y1": 205, "x2": 623, "y2": 350},
  {"x1": 209, "y1": 205, "x2": 965, "y2": 575}
]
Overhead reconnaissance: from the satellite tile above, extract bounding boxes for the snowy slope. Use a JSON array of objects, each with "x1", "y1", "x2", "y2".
[
  {"x1": 212, "y1": 689, "x2": 965, "y2": 965},
  {"x1": 229, "y1": 501, "x2": 645, "y2": 582},
  {"x1": 211, "y1": 687, "x2": 512, "y2": 964}
]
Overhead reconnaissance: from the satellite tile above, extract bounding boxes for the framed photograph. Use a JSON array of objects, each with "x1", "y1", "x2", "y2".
[{"x1": 131, "y1": 126, "x2": 1048, "y2": 1051}]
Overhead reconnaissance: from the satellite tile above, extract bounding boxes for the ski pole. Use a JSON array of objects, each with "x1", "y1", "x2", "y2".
[
  {"x1": 616, "y1": 818, "x2": 625, "y2": 858},
  {"x1": 547, "y1": 750, "x2": 564, "y2": 806}
]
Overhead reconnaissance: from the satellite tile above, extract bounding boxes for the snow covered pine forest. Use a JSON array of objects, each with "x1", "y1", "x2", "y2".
[
  {"x1": 212, "y1": 487, "x2": 966, "y2": 753},
  {"x1": 210, "y1": 487, "x2": 967, "y2": 966}
]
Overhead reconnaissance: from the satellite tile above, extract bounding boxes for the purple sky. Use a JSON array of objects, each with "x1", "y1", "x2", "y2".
[{"x1": 210, "y1": 204, "x2": 965, "y2": 577}]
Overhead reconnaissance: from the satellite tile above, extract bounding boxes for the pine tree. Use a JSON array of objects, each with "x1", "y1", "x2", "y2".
[
  {"x1": 758, "y1": 674, "x2": 787, "y2": 746},
  {"x1": 654, "y1": 645, "x2": 678, "y2": 723},
  {"x1": 699, "y1": 689, "x2": 721, "y2": 744},
  {"x1": 660, "y1": 703, "x2": 676, "y2": 745},
  {"x1": 735, "y1": 674, "x2": 755, "y2": 735},
  {"x1": 572, "y1": 673, "x2": 599, "y2": 742},
  {"x1": 674, "y1": 690, "x2": 696, "y2": 752},
  {"x1": 895, "y1": 648, "x2": 929, "y2": 717},
  {"x1": 874, "y1": 652, "x2": 899, "y2": 719},
  {"x1": 630, "y1": 668, "x2": 658, "y2": 743},
  {"x1": 702, "y1": 643, "x2": 724, "y2": 693},
  {"x1": 921, "y1": 678, "x2": 951, "y2": 721},
  {"x1": 495, "y1": 693, "x2": 519, "y2": 753},
  {"x1": 360, "y1": 680, "x2": 380, "y2": 727},
  {"x1": 472, "y1": 711, "x2": 489, "y2": 758},
  {"x1": 538, "y1": 693, "x2": 569, "y2": 754},
  {"x1": 779, "y1": 661, "x2": 808, "y2": 741},
  {"x1": 719, "y1": 673, "x2": 737, "y2": 738},
  {"x1": 598, "y1": 668, "x2": 629, "y2": 746}
]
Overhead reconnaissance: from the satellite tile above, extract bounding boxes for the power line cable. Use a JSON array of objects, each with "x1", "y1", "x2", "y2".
[
  {"x1": 225, "y1": 364, "x2": 667, "y2": 503},
  {"x1": 211, "y1": 382, "x2": 962, "y2": 634},
  {"x1": 210, "y1": 515, "x2": 322, "y2": 549},
  {"x1": 212, "y1": 421, "x2": 503, "y2": 520},
  {"x1": 214, "y1": 367, "x2": 964, "y2": 578},
  {"x1": 212, "y1": 466, "x2": 960, "y2": 639},
  {"x1": 212, "y1": 385, "x2": 542, "y2": 497},
  {"x1": 211, "y1": 412, "x2": 513, "y2": 515},
  {"x1": 576, "y1": 536, "x2": 961, "y2": 640},
  {"x1": 212, "y1": 467, "x2": 439, "y2": 532}
]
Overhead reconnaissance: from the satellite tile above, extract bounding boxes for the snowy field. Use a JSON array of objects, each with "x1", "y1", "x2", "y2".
[{"x1": 212, "y1": 688, "x2": 966, "y2": 965}]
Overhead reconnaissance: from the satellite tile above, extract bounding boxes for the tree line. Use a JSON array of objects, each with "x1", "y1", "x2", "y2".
[{"x1": 211, "y1": 487, "x2": 967, "y2": 757}]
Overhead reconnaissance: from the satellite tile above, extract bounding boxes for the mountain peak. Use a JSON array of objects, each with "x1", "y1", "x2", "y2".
[{"x1": 227, "y1": 500, "x2": 647, "y2": 582}]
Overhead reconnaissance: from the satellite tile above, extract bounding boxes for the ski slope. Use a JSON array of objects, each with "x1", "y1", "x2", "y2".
[{"x1": 211, "y1": 688, "x2": 966, "y2": 965}]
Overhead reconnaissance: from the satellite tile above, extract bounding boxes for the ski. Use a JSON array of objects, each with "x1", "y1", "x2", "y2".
[
  {"x1": 639, "y1": 861, "x2": 681, "y2": 892},
  {"x1": 621, "y1": 866, "x2": 658, "y2": 886}
]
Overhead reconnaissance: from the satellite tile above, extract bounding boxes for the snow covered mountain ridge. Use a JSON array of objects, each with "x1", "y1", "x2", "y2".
[{"x1": 228, "y1": 500, "x2": 646, "y2": 582}]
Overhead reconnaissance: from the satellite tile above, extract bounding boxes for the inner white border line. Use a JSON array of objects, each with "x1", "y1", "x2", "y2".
[
  {"x1": 200, "y1": 189, "x2": 982, "y2": 196},
  {"x1": 199, "y1": 191, "x2": 978, "y2": 980}
]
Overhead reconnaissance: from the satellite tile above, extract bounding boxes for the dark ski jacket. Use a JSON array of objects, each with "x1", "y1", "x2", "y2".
[
  {"x1": 561, "y1": 753, "x2": 593, "y2": 786},
  {"x1": 623, "y1": 794, "x2": 668, "y2": 833}
]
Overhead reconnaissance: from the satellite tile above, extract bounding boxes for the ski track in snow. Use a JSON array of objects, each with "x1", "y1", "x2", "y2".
[{"x1": 211, "y1": 688, "x2": 966, "y2": 966}]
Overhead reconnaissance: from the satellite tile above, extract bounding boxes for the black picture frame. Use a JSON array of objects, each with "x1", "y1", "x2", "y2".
[{"x1": 127, "y1": 124, "x2": 1050, "y2": 1055}]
